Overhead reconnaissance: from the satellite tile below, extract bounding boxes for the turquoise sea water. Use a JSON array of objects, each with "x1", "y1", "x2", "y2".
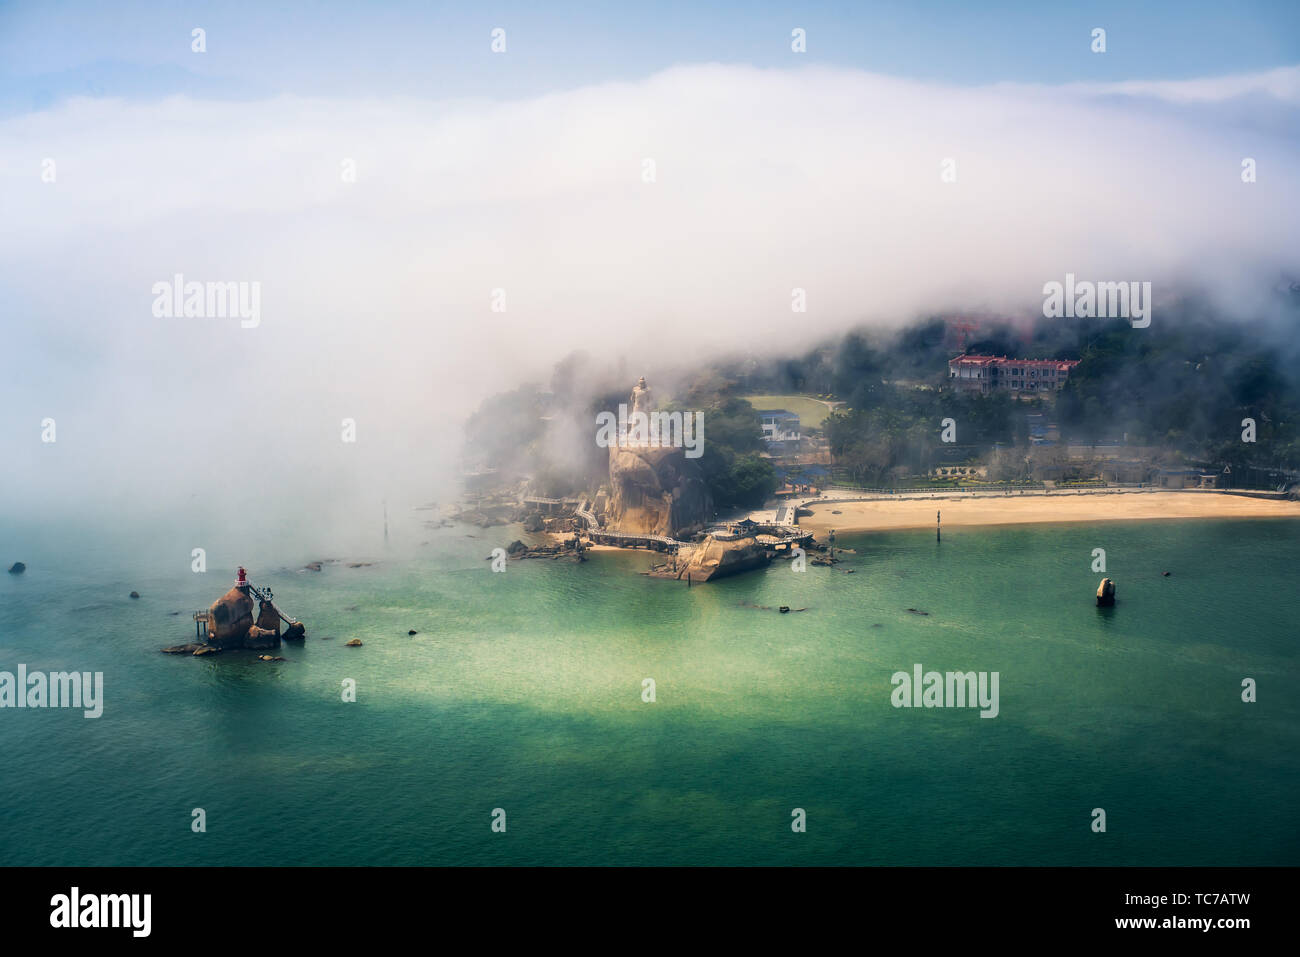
[{"x1": 0, "y1": 516, "x2": 1297, "y2": 866}]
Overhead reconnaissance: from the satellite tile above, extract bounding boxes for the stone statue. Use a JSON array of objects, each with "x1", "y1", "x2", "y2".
[{"x1": 630, "y1": 376, "x2": 654, "y2": 417}]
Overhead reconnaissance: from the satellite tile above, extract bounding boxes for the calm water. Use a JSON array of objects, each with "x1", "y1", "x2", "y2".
[{"x1": 1, "y1": 515, "x2": 1297, "y2": 866}]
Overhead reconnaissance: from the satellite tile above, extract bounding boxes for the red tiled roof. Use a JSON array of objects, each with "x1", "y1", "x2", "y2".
[{"x1": 949, "y1": 353, "x2": 1079, "y2": 370}]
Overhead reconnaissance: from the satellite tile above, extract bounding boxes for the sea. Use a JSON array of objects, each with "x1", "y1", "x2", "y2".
[{"x1": 1, "y1": 514, "x2": 1297, "y2": 866}]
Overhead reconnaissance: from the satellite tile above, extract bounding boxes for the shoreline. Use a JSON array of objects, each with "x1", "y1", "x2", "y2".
[{"x1": 799, "y1": 490, "x2": 1300, "y2": 533}]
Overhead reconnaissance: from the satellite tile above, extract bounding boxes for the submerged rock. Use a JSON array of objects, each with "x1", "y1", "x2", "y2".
[
  {"x1": 193, "y1": 645, "x2": 221, "y2": 657},
  {"x1": 407, "y1": 629, "x2": 418, "y2": 636},
  {"x1": 346, "y1": 638, "x2": 363, "y2": 647},
  {"x1": 161, "y1": 643, "x2": 204, "y2": 655},
  {"x1": 129, "y1": 591, "x2": 140, "y2": 599},
  {"x1": 7, "y1": 562, "x2": 25, "y2": 574}
]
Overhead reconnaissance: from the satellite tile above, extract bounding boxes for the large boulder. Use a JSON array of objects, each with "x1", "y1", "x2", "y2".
[
  {"x1": 678, "y1": 534, "x2": 769, "y2": 582},
  {"x1": 256, "y1": 601, "x2": 281, "y2": 637},
  {"x1": 606, "y1": 445, "x2": 712, "y2": 538},
  {"x1": 208, "y1": 586, "x2": 254, "y2": 647}
]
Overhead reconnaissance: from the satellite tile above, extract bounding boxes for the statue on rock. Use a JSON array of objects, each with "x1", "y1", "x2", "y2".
[{"x1": 604, "y1": 376, "x2": 712, "y2": 538}]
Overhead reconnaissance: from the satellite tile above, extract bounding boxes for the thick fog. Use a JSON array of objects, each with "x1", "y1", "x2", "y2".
[{"x1": 2, "y1": 62, "x2": 1297, "y2": 542}]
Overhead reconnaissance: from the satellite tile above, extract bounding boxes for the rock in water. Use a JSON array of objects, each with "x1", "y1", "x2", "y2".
[
  {"x1": 245, "y1": 625, "x2": 280, "y2": 650},
  {"x1": 256, "y1": 600, "x2": 282, "y2": 637},
  {"x1": 1096, "y1": 578, "x2": 1116, "y2": 607},
  {"x1": 676, "y1": 534, "x2": 769, "y2": 582},
  {"x1": 283, "y1": 621, "x2": 306, "y2": 640},
  {"x1": 408, "y1": 629, "x2": 418, "y2": 636},
  {"x1": 208, "y1": 585, "x2": 255, "y2": 647},
  {"x1": 345, "y1": 638, "x2": 363, "y2": 647},
  {"x1": 161, "y1": 643, "x2": 204, "y2": 655},
  {"x1": 193, "y1": 645, "x2": 221, "y2": 656},
  {"x1": 7, "y1": 562, "x2": 24, "y2": 574},
  {"x1": 129, "y1": 591, "x2": 140, "y2": 599}
]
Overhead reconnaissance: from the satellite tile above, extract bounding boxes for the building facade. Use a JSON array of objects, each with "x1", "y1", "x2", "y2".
[
  {"x1": 759, "y1": 410, "x2": 801, "y2": 444},
  {"x1": 948, "y1": 354, "x2": 1080, "y2": 395}
]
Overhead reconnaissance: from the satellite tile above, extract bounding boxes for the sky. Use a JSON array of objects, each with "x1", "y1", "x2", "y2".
[
  {"x1": 2, "y1": 0, "x2": 1300, "y2": 109},
  {"x1": 1, "y1": 1, "x2": 1298, "y2": 538}
]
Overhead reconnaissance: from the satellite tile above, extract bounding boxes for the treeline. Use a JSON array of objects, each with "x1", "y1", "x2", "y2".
[
  {"x1": 464, "y1": 293, "x2": 1300, "y2": 502},
  {"x1": 720, "y1": 299, "x2": 1300, "y2": 476}
]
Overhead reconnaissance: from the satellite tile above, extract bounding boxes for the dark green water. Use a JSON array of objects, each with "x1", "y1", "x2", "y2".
[{"x1": 1, "y1": 517, "x2": 1297, "y2": 865}]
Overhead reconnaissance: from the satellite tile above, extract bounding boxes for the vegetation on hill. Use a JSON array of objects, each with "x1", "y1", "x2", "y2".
[{"x1": 463, "y1": 290, "x2": 1300, "y2": 499}]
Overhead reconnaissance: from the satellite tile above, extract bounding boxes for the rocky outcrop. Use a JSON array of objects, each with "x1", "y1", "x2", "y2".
[
  {"x1": 677, "y1": 534, "x2": 769, "y2": 582},
  {"x1": 7, "y1": 562, "x2": 24, "y2": 574},
  {"x1": 245, "y1": 625, "x2": 280, "y2": 650},
  {"x1": 256, "y1": 601, "x2": 281, "y2": 637},
  {"x1": 283, "y1": 621, "x2": 306, "y2": 640},
  {"x1": 208, "y1": 586, "x2": 255, "y2": 648},
  {"x1": 606, "y1": 445, "x2": 712, "y2": 537},
  {"x1": 1097, "y1": 578, "x2": 1116, "y2": 607},
  {"x1": 346, "y1": 638, "x2": 363, "y2": 647},
  {"x1": 600, "y1": 376, "x2": 713, "y2": 538}
]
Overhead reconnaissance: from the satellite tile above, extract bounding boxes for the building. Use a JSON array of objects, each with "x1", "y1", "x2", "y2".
[
  {"x1": 1156, "y1": 469, "x2": 1218, "y2": 489},
  {"x1": 948, "y1": 354, "x2": 1080, "y2": 395},
  {"x1": 758, "y1": 410, "x2": 801, "y2": 444}
]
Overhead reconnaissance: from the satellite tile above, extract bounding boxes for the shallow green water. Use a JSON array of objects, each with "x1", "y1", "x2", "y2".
[{"x1": 1, "y1": 516, "x2": 1296, "y2": 865}]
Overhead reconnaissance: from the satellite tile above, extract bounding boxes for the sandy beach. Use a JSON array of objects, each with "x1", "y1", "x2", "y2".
[{"x1": 799, "y1": 490, "x2": 1300, "y2": 533}]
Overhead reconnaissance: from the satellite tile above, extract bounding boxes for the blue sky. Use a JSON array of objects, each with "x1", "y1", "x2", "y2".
[{"x1": 2, "y1": 0, "x2": 1299, "y2": 113}]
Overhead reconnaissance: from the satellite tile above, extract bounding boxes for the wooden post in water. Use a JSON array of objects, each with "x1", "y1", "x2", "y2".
[{"x1": 937, "y1": 509, "x2": 941, "y2": 542}]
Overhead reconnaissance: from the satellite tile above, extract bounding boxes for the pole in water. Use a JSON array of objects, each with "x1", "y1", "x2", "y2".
[{"x1": 937, "y1": 509, "x2": 941, "y2": 542}]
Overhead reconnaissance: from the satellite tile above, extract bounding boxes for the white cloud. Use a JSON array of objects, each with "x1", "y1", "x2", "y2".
[{"x1": 2, "y1": 63, "x2": 1296, "y2": 520}]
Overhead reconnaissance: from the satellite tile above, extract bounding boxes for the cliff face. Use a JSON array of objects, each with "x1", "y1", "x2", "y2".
[
  {"x1": 679, "y1": 534, "x2": 769, "y2": 581},
  {"x1": 606, "y1": 444, "x2": 712, "y2": 537}
]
